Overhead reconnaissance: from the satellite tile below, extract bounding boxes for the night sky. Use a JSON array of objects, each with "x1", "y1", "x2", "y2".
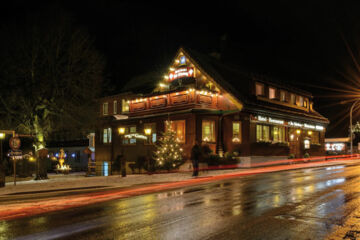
[{"x1": 3, "y1": 0, "x2": 360, "y2": 137}]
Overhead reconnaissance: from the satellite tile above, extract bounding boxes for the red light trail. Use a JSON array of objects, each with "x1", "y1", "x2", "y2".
[{"x1": 0, "y1": 154, "x2": 357, "y2": 221}]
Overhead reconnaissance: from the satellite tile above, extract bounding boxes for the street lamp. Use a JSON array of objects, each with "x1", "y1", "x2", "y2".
[
  {"x1": 349, "y1": 100, "x2": 360, "y2": 155},
  {"x1": 118, "y1": 127, "x2": 126, "y2": 177},
  {"x1": 0, "y1": 133, "x2": 5, "y2": 187},
  {"x1": 144, "y1": 128, "x2": 152, "y2": 174}
]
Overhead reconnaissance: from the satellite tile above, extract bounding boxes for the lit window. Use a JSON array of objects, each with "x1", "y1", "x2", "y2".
[
  {"x1": 122, "y1": 99, "x2": 129, "y2": 113},
  {"x1": 122, "y1": 126, "x2": 137, "y2": 145},
  {"x1": 297, "y1": 96, "x2": 304, "y2": 107},
  {"x1": 113, "y1": 101, "x2": 117, "y2": 114},
  {"x1": 256, "y1": 125, "x2": 270, "y2": 142},
  {"x1": 272, "y1": 126, "x2": 286, "y2": 142},
  {"x1": 144, "y1": 123, "x2": 157, "y2": 144},
  {"x1": 280, "y1": 91, "x2": 286, "y2": 102},
  {"x1": 304, "y1": 100, "x2": 308, "y2": 108},
  {"x1": 256, "y1": 83, "x2": 264, "y2": 96},
  {"x1": 202, "y1": 120, "x2": 215, "y2": 142},
  {"x1": 269, "y1": 87, "x2": 276, "y2": 99},
  {"x1": 290, "y1": 94, "x2": 296, "y2": 105},
  {"x1": 103, "y1": 102, "x2": 108, "y2": 115},
  {"x1": 103, "y1": 128, "x2": 112, "y2": 143},
  {"x1": 167, "y1": 120, "x2": 186, "y2": 143},
  {"x1": 232, "y1": 122, "x2": 241, "y2": 143},
  {"x1": 304, "y1": 139, "x2": 310, "y2": 149}
]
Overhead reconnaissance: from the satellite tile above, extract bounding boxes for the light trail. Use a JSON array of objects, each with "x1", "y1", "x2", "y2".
[{"x1": 0, "y1": 155, "x2": 357, "y2": 221}]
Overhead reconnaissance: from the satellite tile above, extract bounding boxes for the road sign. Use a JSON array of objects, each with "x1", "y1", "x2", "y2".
[{"x1": 9, "y1": 137, "x2": 21, "y2": 150}]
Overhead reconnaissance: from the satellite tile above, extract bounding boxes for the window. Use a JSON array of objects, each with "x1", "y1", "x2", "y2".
[
  {"x1": 280, "y1": 91, "x2": 286, "y2": 102},
  {"x1": 255, "y1": 83, "x2": 264, "y2": 96},
  {"x1": 122, "y1": 126, "x2": 137, "y2": 144},
  {"x1": 256, "y1": 125, "x2": 270, "y2": 142},
  {"x1": 122, "y1": 99, "x2": 129, "y2": 113},
  {"x1": 103, "y1": 127, "x2": 112, "y2": 143},
  {"x1": 304, "y1": 99, "x2": 308, "y2": 108},
  {"x1": 144, "y1": 123, "x2": 157, "y2": 144},
  {"x1": 297, "y1": 96, "x2": 304, "y2": 107},
  {"x1": 113, "y1": 101, "x2": 117, "y2": 114},
  {"x1": 269, "y1": 87, "x2": 276, "y2": 99},
  {"x1": 168, "y1": 120, "x2": 186, "y2": 143},
  {"x1": 202, "y1": 120, "x2": 215, "y2": 142},
  {"x1": 310, "y1": 131, "x2": 320, "y2": 144},
  {"x1": 272, "y1": 126, "x2": 286, "y2": 142},
  {"x1": 290, "y1": 94, "x2": 296, "y2": 105},
  {"x1": 103, "y1": 102, "x2": 108, "y2": 115},
  {"x1": 232, "y1": 122, "x2": 241, "y2": 143}
]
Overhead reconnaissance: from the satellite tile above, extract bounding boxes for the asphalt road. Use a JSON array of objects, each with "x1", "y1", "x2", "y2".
[{"x1": 2, "y1": 162, "x2": 360, "y2": 240}]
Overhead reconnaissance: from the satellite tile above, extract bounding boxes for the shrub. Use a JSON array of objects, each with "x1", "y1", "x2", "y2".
[
  {"x1": 288, "y1": 154, "x2": 295, "y2": 159},
  {"x1": 303, "y1": 152, "x2": 310, "y2": 158}
]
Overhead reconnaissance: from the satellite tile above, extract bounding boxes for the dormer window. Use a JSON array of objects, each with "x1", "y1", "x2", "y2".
[
  {"x1": 113, "y1": 100, "x2": 117, "y2": 114},
  {"x1": 297, "y1": 96, "x2": 304, "y2": 107},
  {"x1": 256, "y1": 83, "x2": 264, "y2": 96},
  {"x1": 290, "y1": 94, "x2": 296, "y2": 105},
  {"x1": 269, "y1": 87, "x2": 276, "y2": 99}
]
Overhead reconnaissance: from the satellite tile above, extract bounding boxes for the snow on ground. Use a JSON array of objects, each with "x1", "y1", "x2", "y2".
[{"x1": 0, "y1": 159, "x2": 356, "y2": 196}]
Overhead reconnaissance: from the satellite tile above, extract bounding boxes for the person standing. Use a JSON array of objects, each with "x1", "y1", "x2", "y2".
[{"x1": 191, "y1": 141, "x2": 201, "y2": 177}]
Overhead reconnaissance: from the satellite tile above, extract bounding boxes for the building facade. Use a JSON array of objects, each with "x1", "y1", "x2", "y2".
[{"x1": 95, "y1": 47, "x2": 329, "y2": 175}]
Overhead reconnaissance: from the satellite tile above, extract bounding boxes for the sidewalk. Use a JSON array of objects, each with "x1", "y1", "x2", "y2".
[{"x1": 1, "y1": 158, "x2": 357, "y2": 196}]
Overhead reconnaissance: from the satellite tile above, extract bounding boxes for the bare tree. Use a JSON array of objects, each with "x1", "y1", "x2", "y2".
[{"x1": 0, "y1": 7, "x2": 105, "y2": 179}]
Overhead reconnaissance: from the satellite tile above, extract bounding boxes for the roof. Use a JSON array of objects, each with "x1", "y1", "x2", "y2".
[
  {"x1": 325, "y1": 138, "x2": 350, "y2": 143},
  {"x1": 180, "y1": 47, "x2": 329, "y2": 124}
]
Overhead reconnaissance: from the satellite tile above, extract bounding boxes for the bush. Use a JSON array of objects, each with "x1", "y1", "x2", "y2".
[
  {"x1": 206, "y1": 154, "x2": 222, "y2": 166},
  {"x1": 224, "y1": 152, "x2": 238, "y2": 165},
  {"x1": 288, "y1": 154, "x2": 295, "y2": 159},
  {"x1": 303, "y1": 152, "x2": 310, "y2": 158}
]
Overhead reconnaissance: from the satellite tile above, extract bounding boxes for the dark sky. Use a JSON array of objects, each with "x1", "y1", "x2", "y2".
[{"x1": 3, "y1": 0, "x2": 360, "y2": 137}]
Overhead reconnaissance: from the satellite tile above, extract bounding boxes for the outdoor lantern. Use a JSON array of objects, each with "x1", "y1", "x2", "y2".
[
  {"x1": 118, "y1": 127, "x2": 125, "y2": 135},
  {"x1": 144, "y1": 128, "x2": 152, "y2": 136},
  {"x1": 308, "y1": 131, "x2": 313, "y2": 136},
  {"x1": 296, "y1": 129, "x2": 301, "y2": 134},
  {"x1": 0, "y1": 133, "x2": 5, "y2": 139}
]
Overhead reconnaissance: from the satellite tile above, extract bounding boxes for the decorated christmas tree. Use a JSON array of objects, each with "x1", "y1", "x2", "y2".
[{"x1": 154, "y1": 120, "x2": 184, "y2": 170}]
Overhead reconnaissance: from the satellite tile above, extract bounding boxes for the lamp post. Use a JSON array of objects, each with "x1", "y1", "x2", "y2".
[
  {"x1": 118, "y1": 127, "x2": 126, "y2": 177},
  {"x1": 350, "y1": 100, "x2": 360, "y2": 155},
  {"x1": 144, "y1": 128, "x2": 152, "y2": 174},
  {"x1": 0, "y1": 133, "x2": 5, "y2": 187}
]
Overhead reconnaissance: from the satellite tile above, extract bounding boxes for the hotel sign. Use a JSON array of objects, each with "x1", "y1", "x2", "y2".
[
  {"x1": 255, "y1": 115, "x2": 324, "y2": 131},
  {"x1": 168, "y1": 67, "x2": 194, "y2": 82},
  {"x1": 124, "y1": 133, "x2": 147, "y2": 140}
]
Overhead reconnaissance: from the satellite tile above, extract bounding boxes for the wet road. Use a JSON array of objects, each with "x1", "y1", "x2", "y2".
[{"x1": 2, "y1": 162, "x2": 360, "y2": 240}]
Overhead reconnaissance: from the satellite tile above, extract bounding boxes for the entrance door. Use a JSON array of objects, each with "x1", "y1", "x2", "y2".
[
  {"x1": 289, "y1": 129, "x2": 301, "y2": 158},
  {"x1": 103, "y1": 161, "x2": 108, "y2": 176}
]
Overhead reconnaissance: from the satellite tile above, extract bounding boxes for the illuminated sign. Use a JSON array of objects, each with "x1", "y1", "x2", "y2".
[
  {"x1": 124, "y1": 133, "x2": 147, "y2": 140},
  {"x1": 168, "y1": 67, "x2": 194, "y2": 81},
  {"x1": 325, "y1": 143, "x2": 345, "y2": 151},
  {"x1": 256, "y1": 116, "x2": 324, "y2": 131}
]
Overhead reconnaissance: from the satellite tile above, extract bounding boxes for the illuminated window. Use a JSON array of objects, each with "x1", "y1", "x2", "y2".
[
  {"x1": 290, "y1": 94, "x2": 296, "y2": 105},
  {"x1": 202, "y1": 120, "x2": 215, "y2": 142},
  {"x1": 113, "y1": 101, "x2": 117, "y2": 114},
  {"x1": 256, "y1": 83, "x2": 264, "y2": 96},
  {"x1": 280, "y1": 91, "x2": 286, "y2": 102},
  {"x1": 232, "y1": 122, "x2": 241, "y2": 143},
  {"x1": 103, "y1": 102, "x2": 108, "y2": 115},
  {"x1": 311, "y1": 131, "x2": 320, "y2": 144},
  {"x1": 122, "y1": 99, "x2": 129, "y2": 113},
  {"x1": 256, "y1": 125, "x2": 270, "y2": 142},
  {"x1": 167, "y1": 120, "x2": 186, "y2": 143},
  {"x1": 304, "y1": 139, "x2": 310, "y2": 149},
  {"x1": 103, "y1": 128, "x2": 112, "y2": 143},
  {"x1": 269, "y1": 87, "x2": 276, "y2": 99},
  {"x1": 144, "y1": 123, "x2": 157, "y2": 144},
  {"x1": 297, "y1": 96, "x2": 304, "y2": 107},
  {"x1": 272, "y1": 126, "x2": 286, "y2": 142},
  {"x1": 304, "y1": 100, "x2": 308, "y2": 108},
  {"x1": 122, "y1": 126, "x2": 137, "y2": 144}
]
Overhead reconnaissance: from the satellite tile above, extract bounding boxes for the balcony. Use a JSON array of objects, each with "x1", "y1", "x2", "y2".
[{"x1": 127, "y1": 89, "x2": 220, "y2": 116}]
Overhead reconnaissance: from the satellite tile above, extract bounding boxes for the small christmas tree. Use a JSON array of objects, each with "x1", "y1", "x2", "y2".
[{"x1": 154, "y1": 120, "x2": 184, "y2": 170}]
